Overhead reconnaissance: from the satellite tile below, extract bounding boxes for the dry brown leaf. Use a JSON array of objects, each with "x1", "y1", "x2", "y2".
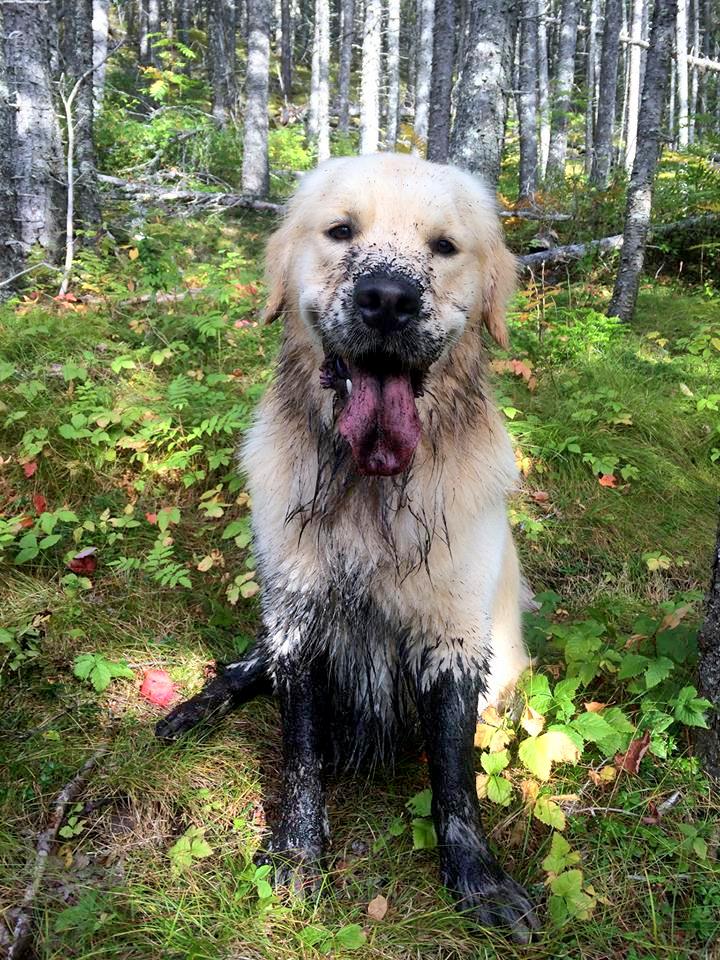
[
  {"x1": 531, "y1": 490, "x2": 550, "y2": 503},
  {"x1": 476, "y1": 773, "x2": 489, "y2": 798},
  {"x1": 367, "y1": 894, "x2": 388, "y2": 921},
  {"x1": 614, "y1": 730, "x2": 651, "y2": 774},
  {"x1": 583, "y1": 701, "x2": 607, "y2": 713},
  {"x1": 659, "y1": 604, "x2": 691, "y2": 632}
]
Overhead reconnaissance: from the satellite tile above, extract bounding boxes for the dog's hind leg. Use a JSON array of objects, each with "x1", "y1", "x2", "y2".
[
  {"x1": 414, "y1": 665, "x2": 539, "y2": 944},
  {"x1": 155, "y1": 647, "x2": 271, "y2": 741}
]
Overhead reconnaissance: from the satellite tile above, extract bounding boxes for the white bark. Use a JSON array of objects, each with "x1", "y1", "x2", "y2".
[
  {"x1": 309, "y1": 0, "x2": 330, "y2": 159},
  {"x1": 537, "y1": 0, "x2": 550, "y2": 176},
  {"x1": 547, "y1": 0, "x2": 579, "y2": 178},
  {"x1": 517, "y1": 0, "x2": 539, "y2": 197},
  {"x1": 360, "y1": 0, "x2": 382, "y2": 153},
  {"x1": 92, "y1": 0, "x2": 110, "y2": 111},
  {"x1": 677, "y1": 0, "x2": 689, "y2": 147},
  {"x1": 386, "y1": 0, "x2": 401, "y2": 148},
  {"x1": 242, "y1": 0, "x2": 271, "y2": 196},
  {"x1": 414, "y1": 0, "x2": 435, "y2": 151},
  {"x1": 590, "y1": 0, "x2": 622, "y2": 186},
  {"x1": 624, "y1": 0, "x2": 645, "y2": 173},
  {"x1": 585, "y1": 0, "x2": 600, "y2": 173}
]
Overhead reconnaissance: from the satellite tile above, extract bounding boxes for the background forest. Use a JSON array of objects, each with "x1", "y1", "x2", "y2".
[{"x1": 1, "y1": 0, "x2": 720, "y2": 958}]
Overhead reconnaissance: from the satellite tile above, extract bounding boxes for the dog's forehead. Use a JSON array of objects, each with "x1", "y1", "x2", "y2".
[{"x1": 293, "y1": 155, "x2": 499, "y2": 248}]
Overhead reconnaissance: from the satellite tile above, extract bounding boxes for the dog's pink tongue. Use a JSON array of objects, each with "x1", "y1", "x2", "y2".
[{"x1": 338, "y1": 368, "x2": 421, "y2": 476}]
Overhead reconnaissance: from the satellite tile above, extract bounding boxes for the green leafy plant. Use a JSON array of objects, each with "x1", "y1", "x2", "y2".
[{"x1": 73, "y1": 653, "x2": 135, "y2": 692}]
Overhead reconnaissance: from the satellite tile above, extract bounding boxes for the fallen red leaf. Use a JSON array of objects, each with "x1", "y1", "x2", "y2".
[
  {"x1": 531, "y1": 490, "x2": 550, "y2": 503},
  {"x1": 67, "y1": 546, "x2": 98, "y2": 575},
  {"x1": 23, "y1": 461, "x2": 38, "y2": 478},
  {"x1": 18, "y1": 516, "x2": 35, "y2": 529},
  {"x1": 615, "y1": 729, "x2": 651, "y2": 774},
  {"x1": 145, "y1": 512, "x2": 158, "y2": 525},
  {"x1": 33, "y1": 493, "x2": 48, "y2": 513},
  {"x1": 140, "y1": 669, "x2": 177, "y2": 707},
  {"x1": 598, "y1": 474, "x2": 617, "y2": 487}
]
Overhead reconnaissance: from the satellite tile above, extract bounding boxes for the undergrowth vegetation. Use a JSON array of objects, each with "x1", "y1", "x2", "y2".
[{"x1": 1, "y1": 192, "x2": 719, "y2": 958}]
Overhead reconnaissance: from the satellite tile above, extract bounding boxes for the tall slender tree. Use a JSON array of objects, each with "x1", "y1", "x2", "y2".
[
  {"x1": 309, "y1": 0, "x2": 330, "y2": 159},
  {"x1": 426, "y1": 0, "x2": 454, "y2": 162},
  {"x1": 448, "y1": 0, "x2": 518, "y2": 187},
  {"x1": 139, "y1": 0, "x2": 162, "y2": 66},
  {"x1": 60, "y1": 0, "x2": 100, "y2": 228},
  {"x1": 338, "y1": 0, "x2": 355, "y2": 134},
  {"x1": 537, "y1": 0, "x2": 550, "y2": 176},
  {"x1": 585, "y1": 0, "x2": 600, "y2": 174},
  {"x1": 360, "y1": 0, "x2": 382, "y2": 152},
  {"x1": 414, "y1": 0, "x2": 435, "y2": 151},
  {"x1": 624, "y1": 0, "x2": 645, "y2": 173},
  {"x1": 517, "y1": 0, "x2": 539, "y2": 197},
  {"x1": 208, "y1": 0, "x2": 237, "y2": 126},
  {"x1": 677, "y1": 0, "x2": 690, "y2": 147},
  {"x1": 696, "y1": 513, "x2": 720, "y2": 779},
  {"x1": 386, "y1": 0, "x2": 402, "y2": 149},
  {"x1": 242, "y1": 0, "x2": 271, "y2": 195},
  {"x1": 609, "y1": 0, "x2": 677, "y2": 322},
  {"x1": 92, "y1": 0, "x2": 111, "y2": 111},
  {"x1": 546, "y1": 0, "x2": 579, "y2": 179},
  {"x1": 280, "y1": 0, "x2": 293, "y2": 96},
  {"x1": 590, "y1": 0, "x2": 621, "y2": 186}
]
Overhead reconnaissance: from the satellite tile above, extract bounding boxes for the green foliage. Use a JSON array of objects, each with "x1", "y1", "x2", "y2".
[
  {"x1": 73, "y1": 653, "x2": 135, "y2": 692},
  {"x1": 167, "y1": 826, "x2": 214, "y2": 872}
]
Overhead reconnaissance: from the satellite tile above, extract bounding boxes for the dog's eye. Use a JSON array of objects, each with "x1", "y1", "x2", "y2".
[
  {"x1": 432, "y1": 237, "x2": 457, "y2": 256},
  {"x1": 327, "y1": 223, "x2": 353, "y2": 241}
]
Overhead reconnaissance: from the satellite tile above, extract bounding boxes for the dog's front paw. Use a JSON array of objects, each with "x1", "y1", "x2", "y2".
[
  {"x1": 254, "y1": 842, "x2": 324, "y2": 899},
  {"x1": 444, "y1": 860, "x2": 539, "y2": 944}
]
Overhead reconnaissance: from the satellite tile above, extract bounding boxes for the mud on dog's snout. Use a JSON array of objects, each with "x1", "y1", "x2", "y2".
[{"x1": 353, "y1": 273, "x2": 422, "y2": 336}]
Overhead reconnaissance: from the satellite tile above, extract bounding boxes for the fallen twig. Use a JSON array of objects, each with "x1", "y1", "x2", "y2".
[
  {"x1": 518, "y1": 213, "x2": 720, "y2": 270},
  {"x1": 7, "y1": 735, "x2": 115, "y2": 960},
  {"x1": 98, "y1": 174, "x2": 284, "y2": 215}
]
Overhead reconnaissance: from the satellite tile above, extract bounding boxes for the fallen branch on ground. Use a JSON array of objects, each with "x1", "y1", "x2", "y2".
[
  {"x1": 98, "y1": 174, "x2": 284, "y2": 214},
  {"x1": 7, "y1": 735, "x2": 115, "y2": 960},
  {"x1": 518, "y1": 213, "x2": 720, "y2": 270}
]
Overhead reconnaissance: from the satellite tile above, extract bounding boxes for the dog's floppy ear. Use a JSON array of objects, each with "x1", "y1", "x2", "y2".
[
  {"x1": 263, "y1": 219, "x2": 293, "y2": 323},
  {"x1": 481, "y1": 238, "x2": 517, "y2": 349}
]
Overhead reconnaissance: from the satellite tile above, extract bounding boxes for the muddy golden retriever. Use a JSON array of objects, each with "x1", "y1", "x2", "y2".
[{"x1": 159, "y1": 153, "x2": 538, "y2": 941}]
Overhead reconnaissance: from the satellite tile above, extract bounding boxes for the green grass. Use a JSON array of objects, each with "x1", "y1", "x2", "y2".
[{"x1": 1, "y1": 207, "x2": 719, "y2": 960}]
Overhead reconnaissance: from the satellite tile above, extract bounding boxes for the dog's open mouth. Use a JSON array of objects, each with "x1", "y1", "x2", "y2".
[{"x1": 321, "y1": 353, "x2": 426, "y2": 477}]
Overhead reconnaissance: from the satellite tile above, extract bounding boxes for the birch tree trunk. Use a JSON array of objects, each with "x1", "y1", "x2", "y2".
[
  {"x1": 92, "y1": 0, "x2": 110, "y2": 111},
  {"x1": 176, "y1": 0, "x2": 192, "y2": 47},
  {"x1": 308, "y1": 2, "x2": 320, "y2": 137},
  {"x1": 242, "y1": 0, "x2": 271, "y2": 195},
  {"x1": 590, "y1": 0, "x2": 621, "y2": 186},
  {"x1": 208, "y1": 0, "x2": 237, "y2": 126},
  {"x1": 0, "y1": 5, "x2": 21, "y2": 284},
  {"x1": 608, "y1": 0, "x2": 677, "y2": 323},
  {"x1": 624, "y1": 0, "x2": 645, "y2": 173},
  {"x1": 585, "y1": 0, "x2": 600, "y2": 174},
  {"x1": 546, "y1": 0, "x2": 579, "y2": 179},
  {"x1": 696, "y1": 514, "x2": 720, "y2": 779},
  {"x1": 139, "y1": 0, "x2": 161, "y2": 66},
  {"x1": 1, "y1": 0, "x2": 66, "y2": 272},
  {"x1": 426, "y1": 0, "x2": 454, "y2": 161},
  {"x1": 385, "y1": 0, "x2": 401, "y2": 148},
  {"x1": 60, "y1": 0, "x2": 100, "y2": 229},
  {"x1": 537, "y1": 0, "x2": 550, "y2": 176},
  {"x1": 309, "y1": 0, "x2": 330, "y2": 159},
  {"x1": 517, "y1": 0, "x2": 539, "y2": 198},
  {"x1": 338, "y1": 0, "x2": 355, "y2": 134},
  {"x1": 448, "y1": 0, "x2": 518, "y2": 187},
  {"x1": 676, "y1": 0, "x2": 690, "y2": 146},
  {"x1": 360, "y1": 0, "x2": 382, "y2": 153},
  {"x1": 280, "y1": 0, "x2": 293, "y2": 96},
  {"x1": 413, "y1": 0, "x2": 435, "y2": 152}
]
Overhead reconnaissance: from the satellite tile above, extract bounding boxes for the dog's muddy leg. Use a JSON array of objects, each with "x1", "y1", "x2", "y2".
[
  {"x1": 417, "y1": 668, "x2": 539, "y2": 943},
  {"x1": 155, "y1": 649, "x2": 271, "y2": 741},
  {"x1": 257, "y1": 655, "x2": 328, "y2": 896}
]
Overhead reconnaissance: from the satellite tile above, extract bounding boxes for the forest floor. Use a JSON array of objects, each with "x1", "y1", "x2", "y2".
[{"x1": 1, "y1": 179, "x2": 720, "y2": 960}]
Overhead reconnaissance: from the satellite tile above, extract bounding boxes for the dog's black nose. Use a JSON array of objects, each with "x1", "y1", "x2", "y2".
[{"x1": 353, "y1": 274, "x2": 421, "y2": 335}]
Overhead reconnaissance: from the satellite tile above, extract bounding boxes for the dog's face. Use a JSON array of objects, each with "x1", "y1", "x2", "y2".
[{"x1": 265, "y1": 154, "x2": 516, "y2": 477}]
